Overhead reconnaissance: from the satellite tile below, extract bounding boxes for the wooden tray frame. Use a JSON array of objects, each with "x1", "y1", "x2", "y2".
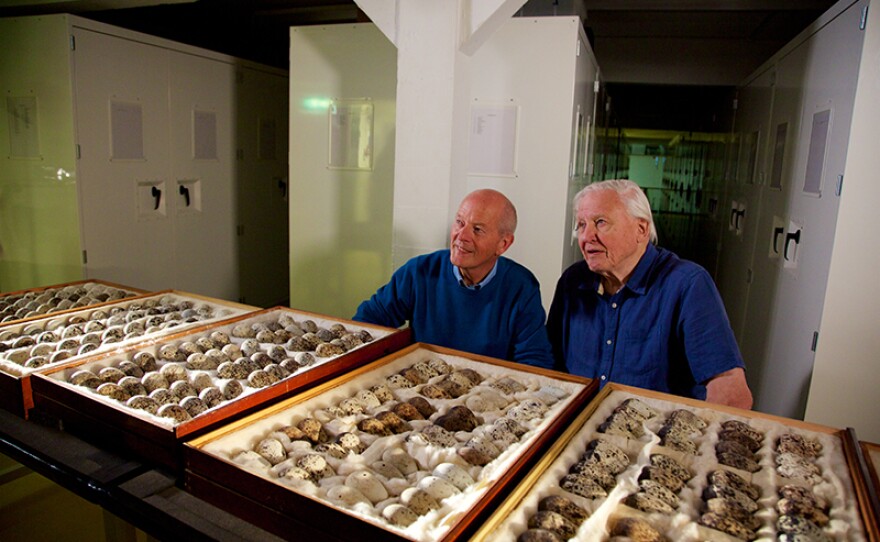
[
  {"x1": 30, "y1": 306, "x2": 410, "y2": 471},
  {"x1": 471, "y1": 383, "x2": 880, "y2": 542},
  {"x1": 0, "y1": 289, "x2": 252, "y2": 418},
  {"x1": 183, "y1": 342, "x2": 598, "y2": 542},
  {"x1": 0, "y1": 278, "x2": 148, "y2": 328},
  {"x1": 859, "y1": 440, "x2": 880, "y2": 536}
]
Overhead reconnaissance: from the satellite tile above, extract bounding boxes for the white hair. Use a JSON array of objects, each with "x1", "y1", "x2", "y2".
[{"x1": 573, "y1": 179, "x2": 658, "y2": 244}]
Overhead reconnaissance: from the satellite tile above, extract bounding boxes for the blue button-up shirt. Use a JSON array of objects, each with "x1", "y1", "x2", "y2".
[{"x1": 546, "y1": 243, "x2": 744, "y2": 400}]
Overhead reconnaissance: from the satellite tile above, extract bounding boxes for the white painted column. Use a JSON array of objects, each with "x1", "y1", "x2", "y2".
[{"x1": 356, "y1": 0, "x2": 527, "y2": 268}]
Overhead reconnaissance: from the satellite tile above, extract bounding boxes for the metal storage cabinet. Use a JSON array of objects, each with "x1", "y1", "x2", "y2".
[
  {"x1": 0, "y1": 15, "x2": 288, "y2": 305},
  {"x1": 715, "y1": 0, "x2": 868, "y2": 420}
]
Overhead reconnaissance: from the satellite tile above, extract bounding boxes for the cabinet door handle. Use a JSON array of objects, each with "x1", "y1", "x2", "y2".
[
  {"x1": 278, "y1": 178, "x2": 287, "y2": 199},
  {"x1": 151, "y1": 186, "x2": 162, "y2": 210},
  {"x1": 179, "y1": 185, "x2": 190, "y2": 207},
  {"x1": 773, "y1": 227, "x2": 785, "y2": 254},
  {"x1": 784, "y1": 229, "x2": 801, "y2": 260}
]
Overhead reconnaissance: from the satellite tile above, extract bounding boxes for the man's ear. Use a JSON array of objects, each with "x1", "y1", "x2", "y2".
[
  {"x1": 496, "y1": 233, "x2": 514, "y2": 256},
  {"x1": 636, "y1": 219, "x2": 650, "y2": 243}
]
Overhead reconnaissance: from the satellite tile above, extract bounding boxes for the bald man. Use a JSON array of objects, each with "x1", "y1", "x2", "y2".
[{"x1": 354, "y1": 189, "x2": 554, "y2": 368}]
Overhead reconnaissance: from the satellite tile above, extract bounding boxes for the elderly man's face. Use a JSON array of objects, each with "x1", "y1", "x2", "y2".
[
  {"x1": 449, "y1": 192, "x2": 512, "y2": 283},
  {"x1": 575, "y1": 190, "x2": 649, "y2": 281}
]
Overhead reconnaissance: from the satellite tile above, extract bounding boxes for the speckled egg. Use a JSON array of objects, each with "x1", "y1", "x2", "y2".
[
  {"x1": 256, "y1": 438, "x2": 286, "y2": 465},
  {"x1": 199, "y1": 387, "x2": 223, "y2": 408},
  {"x1": 418, "y1": 475, "x2": 460, "y2": 501},
  {"x1": 132, "y1": 351, "x2": 157, "y2": 372},
  {"x1": 126, "y1": 395, "x2": 159, "y2": 415},
  {"x1": 157, "y1": 403, "x2": 191, "y2": 423},
  {"x1": 180, "y1": 396, "x2": 207, "y2": 417},
  {"x1": 70, "y1": 369, "x2": 102, "y2": 388},
  {"x1": 433, "y1": 463, "x2": 474, "y2": 491},
  {"x1": 221, "y1": 379, "x2": 243, "y2": 400}
]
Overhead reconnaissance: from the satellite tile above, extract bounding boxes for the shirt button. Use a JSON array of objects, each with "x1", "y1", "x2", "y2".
[
  {"x1": 611, "y1": 302, "x2": 618, "y2": 309},
  {"x1": 600, "y1": 375, "x2": 607, "y2": 381},
  {"x1": 606, "y1": 339, "x2": 612, "y2": 345}
]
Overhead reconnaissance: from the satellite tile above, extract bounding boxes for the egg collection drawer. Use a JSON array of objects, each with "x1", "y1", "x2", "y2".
[
  {"x1": 0, "y1": 279, "x2": 146, "y2": 324},
  {"x1": 0, "y1": 290, "x2": 251, "y2": 417},
  {"x1": 473, "y1": 384, "x2": 876, "y2": 542},
  {"x1": 183, "y1": 343, "x2": 596, "y2": 542},
  {"x1": 30, "y1": 306, "x2": 409, "y2": 469}
]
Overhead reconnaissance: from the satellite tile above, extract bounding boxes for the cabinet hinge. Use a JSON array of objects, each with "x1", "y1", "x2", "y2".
[
  {"x1": 70, "y1": 34, "x2": 75, "y2": 51},
  {"x1": 811, "y1": 331, "x2": 819, "y2": 352},
  {"x1": 237, "y1": 224, "x2": 244, "y2": 237},
  {"x1": 860, "y1": 5, "x2": 868, "y2": 31},
  {"x1": 75, "y1": 144, "x2": 81, "y2": 160},
  {"x1": 836, "y1": 174, "x2": 844, "y2": 196},
  {"x1": 82, "y1": 250, "x2": 88, "y2": 264}
]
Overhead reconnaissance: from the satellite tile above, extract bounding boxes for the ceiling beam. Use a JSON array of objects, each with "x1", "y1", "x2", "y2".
[{"x1": 583, "y1": 0, "x2": 836, "y2": 11}]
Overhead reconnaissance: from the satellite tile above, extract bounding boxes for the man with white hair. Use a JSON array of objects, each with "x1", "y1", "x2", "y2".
[{"x1": 547, "y1": 179, "x2": 753, "y2": 408}]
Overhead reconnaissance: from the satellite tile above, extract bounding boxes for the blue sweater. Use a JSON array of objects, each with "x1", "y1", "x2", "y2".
[{"x1": 354, "y1": 250, "x2": 554, "y2": 368}]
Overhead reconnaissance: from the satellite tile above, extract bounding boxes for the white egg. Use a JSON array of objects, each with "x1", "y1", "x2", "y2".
[{"x1": 344, "y1": 471, "x2": 388, "y2": 503}]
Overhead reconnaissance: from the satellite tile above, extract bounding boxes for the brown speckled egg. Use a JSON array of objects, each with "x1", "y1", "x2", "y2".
[
  {"x1": 180, "y1": 396, "x2": 207, "y2": 417},
  {"x1": 221, "y1": 380, "x2": 243, "y2": 400},
  {"x1": 127, "y1": 395, "x2": 159, "y2": 415},
  {"x1": 297, "y1": 418, "x2": 328, "y2": 443},
  {"x1": 199, "y1": 387, "x2": 223, "y2": 408},
  {"x1": 357, "y1": 417, "x2": 390, "y2": 436},
  {"x1": 315, "y1": 342, "x2": 344, "y2": 357},
  {"x1": 70, "y1": 369, "x2": 101, "y2": 388},
  {"x1": 157, "y1": 403, "x2": 191, "y2": 423},
  {"x1": 97, "y1": 382, "x2": 131, "y2": 402},
  {"x1": 400, "y1": 487, "x2": 439, "y2": 515},
  {"x1": 132, "y1": 351, "x2": 157, "y2": 372}
]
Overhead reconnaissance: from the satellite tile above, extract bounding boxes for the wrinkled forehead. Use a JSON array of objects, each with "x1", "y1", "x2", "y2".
[{"x1": 576, "y1": 189, "x2": 626, "y2": 217}]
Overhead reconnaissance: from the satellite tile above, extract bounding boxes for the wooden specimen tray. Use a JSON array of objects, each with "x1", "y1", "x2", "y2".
[
  {"x1": 472, "y1": 384, "x2": 879, "y2": 542},
  {"x1": 31, "y1": 307, "x2": 410, "y2": 470},
  {"x1": 0, "y1": 279, "x2": 147, "y2": 325},
  {"x1": 183, "y1": 343, "x2": 597, "y2": 542},
  {"x1": 0, "y1": 290, "x2": 252, "y2": 417},
  {"x1": 860, "y1": 441, "x2": 880, "y2": 535}
]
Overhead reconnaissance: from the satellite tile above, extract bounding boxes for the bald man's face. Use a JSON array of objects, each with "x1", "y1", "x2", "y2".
[{"x1": 449, "y1": 193, "x2": 513, "y2": 284}]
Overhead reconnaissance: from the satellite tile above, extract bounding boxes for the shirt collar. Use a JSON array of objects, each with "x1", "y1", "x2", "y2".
[
  {"x1": 621, "y1": 243, "x2": 657, "y2": 295},
  {"x1": 452, "y1": 260, "x2": 499, "y2": 290},
  {"x1": 585, "y1": 243, "x2": 657, "y2": 296}
]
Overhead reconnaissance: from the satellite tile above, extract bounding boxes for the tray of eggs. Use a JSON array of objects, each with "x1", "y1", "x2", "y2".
[
  {"x1": 470, "y1": 384, "x2": 877, "y2": 542},
  {"x1": 0, "y1": 289, "x2": 249, "y2": 417},
  {"x1": 182, "y1": 343, "x2": 597, "y2": 542},
  {"x1": 0, "y1": 279, "x2": 145, "y2": 325},
  {"x1": 30, "y1": 306, "x2": 409, "y2": 469}
]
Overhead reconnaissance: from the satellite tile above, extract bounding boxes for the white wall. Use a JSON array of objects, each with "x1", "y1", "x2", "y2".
[
  {"x1": 466, "y1": 17, "x2": 599, "y2": 311},
  {"x1": 288, "y1": 25, "x2": 397, "y2": 318},
  {"x1": 806, "y1": 0, "x2": 880, "y2": 442}
]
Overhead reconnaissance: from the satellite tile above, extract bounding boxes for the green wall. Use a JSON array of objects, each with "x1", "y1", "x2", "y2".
[{"x1": 0, "y1": 16, "x2": 83, "y2": 292}]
